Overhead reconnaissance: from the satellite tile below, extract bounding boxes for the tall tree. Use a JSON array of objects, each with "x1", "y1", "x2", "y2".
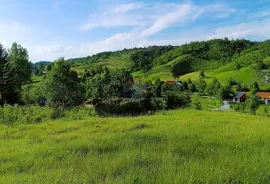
[
  {"x1": 43, "y1": 58, "x2": 84, "y2": 108},
  {"x1": 153, "y1": 79, "x2": 163, "y2": 97},
  {"x1": 250, "y1": 82, "x2": 260, "y2": 93},
  {"x1": 9, "y1": 42, "x2": 32, "y2": 85},
  {"x1": 246, "y1": 90, "x2": 259, "y2": 115},
  {"x1": 206, "y1": 78, "x2": 221, "y2": 97},
  {"x1": 199, "y1": 70, "x2": 205, "y2": 79},
  {"x1": 197, "y1": 79, "x2": 207, "y2": 94},
  {"x1": 0, "y1": 44, "x2": 20, "y2": 106}
]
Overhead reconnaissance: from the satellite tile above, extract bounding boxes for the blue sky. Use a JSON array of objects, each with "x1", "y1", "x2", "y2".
[{"x1": 0, "y1": 0, "x2": 269, "y2": 62}]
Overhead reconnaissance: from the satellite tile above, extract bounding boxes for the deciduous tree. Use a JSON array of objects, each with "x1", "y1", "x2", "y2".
[
  {"x1": 43, "y1": 58, "x2": 84, "y2": 108},
  {"x1": 9, "y1": 42, "x2": 32, "y2": 85}
]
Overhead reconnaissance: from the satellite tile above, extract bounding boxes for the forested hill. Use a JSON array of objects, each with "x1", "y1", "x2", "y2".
[{"x1": 70, "y1": 38, "x2": 270, "y2": 88}]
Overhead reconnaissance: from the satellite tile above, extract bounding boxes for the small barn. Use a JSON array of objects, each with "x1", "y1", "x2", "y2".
[{"x1": 233, "y1": 92, "x2": 247, "y2": 102}]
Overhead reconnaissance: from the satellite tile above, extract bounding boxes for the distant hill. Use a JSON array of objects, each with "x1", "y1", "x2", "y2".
[
  {"x1": 70, "y1": 38, "x2": 270, "y2": 89},
  {"x1": 33, "y1": 61, "x2": 52, "y2": 66}
]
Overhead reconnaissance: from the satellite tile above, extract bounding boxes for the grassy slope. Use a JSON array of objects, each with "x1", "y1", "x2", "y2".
[
  {"x1": 179, "y1": 65, "x2": 259, "y2": 86},
  {"x1": 72, "y1": 54, "x2": 132, "y2": 74},
  {"x1": 133, "y1": 55, "x2": 187, "y2": 81},
  {"x1": 1, "y1": 110, "x2": 270, "y2": 183}
]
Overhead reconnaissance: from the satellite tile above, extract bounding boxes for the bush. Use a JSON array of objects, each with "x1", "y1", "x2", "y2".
[
  {"x1": 164, "y1": 91, "x2": 191, "y2": 109},
  {"x1": 0, "y1": 105, "x2": 54, "y2": 125},
  {"x1": 151, "y1": 98, "x2": 167, "y2": 111},
  {"x1": 0, "y1": 105, "x2": 95, "y2": 125},
  {"x1": 192, "y1": 98, "x2": 202, "y2": 110},
  {"x1": 95, "y1": 100, "x2": 144, "y2": 116}
]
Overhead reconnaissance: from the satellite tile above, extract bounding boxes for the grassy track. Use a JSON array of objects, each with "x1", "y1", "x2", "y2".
[{"x1": 1, "y1": 110, "x2": 270, "y2": 183}]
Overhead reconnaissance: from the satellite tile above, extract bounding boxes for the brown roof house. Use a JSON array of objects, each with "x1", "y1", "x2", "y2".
[
  {"x1": 234, "y1": 91, "x2": 270, "y2": 105},
  {"x1": 257, "y1": 92, "x2": 270, "y2": 105}
]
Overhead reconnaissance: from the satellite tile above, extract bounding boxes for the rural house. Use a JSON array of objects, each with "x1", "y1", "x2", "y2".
[
  {"x1": 166, "y1": 80, "x2": 176, "y2": 85},
  {"x1": 234, "y1": 91, "x2": 270, "y2": 105},
  {"x1": 166, "y1": 81, "x2": 183, "y2": 86},
  {"x1": 257, "y1": 92, "x2": 270, "y2": 105},
  {"x1": 233, "y1": 92, "x2": 247, "y2": 102}
]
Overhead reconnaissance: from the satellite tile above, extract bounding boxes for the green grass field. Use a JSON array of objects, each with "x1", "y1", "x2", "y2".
[{"x1": 1, "y1": 109, "x2": 270, "y2": 183}]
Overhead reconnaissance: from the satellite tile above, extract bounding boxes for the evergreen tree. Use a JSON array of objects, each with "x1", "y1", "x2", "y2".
[
  {"x1": 153, "y1": 79, "x2": 163, "y2": 97},
  {"x1": 0, "y1": 44, "x2": 20, "y2": 106},
  {"x1": 251, "y1": 82, "x2": 260, "y2": 93},
  {"x1": 182, "y1": 81, "x2": 189, "y2": 90},
  {"x1": 189, "y1": 84, "x2": 197, "y2": 92},
  {"x1": 234, "y1": 61, "x2": 241, "y2": 70},
  {"x1": 197, "y1": 79, "x2": 207, "y2": 94},
  {"x1": 199, "y1": 70, "x2": 205, "y2": 78},
  {"x1": 187, "y1": 78, "x2": 192, "y2": 84},
  {"x1": 206, "y1": 78, "x2": 221, "y2": 97}
]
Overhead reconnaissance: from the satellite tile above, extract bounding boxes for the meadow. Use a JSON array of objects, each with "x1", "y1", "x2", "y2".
[{"x1": 1, "y1": 109, "x2": 270, "y2": 183}]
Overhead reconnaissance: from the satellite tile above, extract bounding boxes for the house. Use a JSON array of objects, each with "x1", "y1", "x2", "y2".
[
  {"x1": 233, "y1": 92, "x2": 247, "y2": 102},
  {"x1": 234, "y1": 91, "x2": 270, "y2": 105},
  {"x1": 257, "y1": 92, "x2": 270, "y2": 105},
  {"x1": 166, "y1": 81, "x2": 183, "y2": 86},
  {"x1": 166, "y1": 80, "x2": 176, "y2": 85}
]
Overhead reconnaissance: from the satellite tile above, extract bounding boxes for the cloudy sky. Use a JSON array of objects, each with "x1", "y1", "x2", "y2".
[{"x1": 0, "y1": 0, "x2": 270, "y2": 62}]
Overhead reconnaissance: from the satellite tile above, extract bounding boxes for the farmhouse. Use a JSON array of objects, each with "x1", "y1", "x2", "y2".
[
  {"x1": 257, "y1": 92, "x2": 270, "y2": 105},
  {"x1": 166, "y1": 81, "x2": 183, "y2": 86},
  {"x1": 233, "y1": 91, "x2": 270, "y2": 105},
  {"x1": 233, "y1": 92, "x2": 247, "y2": 102},
  {"x1": 166, "y1": 80, "x2": 176, "y2": 85}
]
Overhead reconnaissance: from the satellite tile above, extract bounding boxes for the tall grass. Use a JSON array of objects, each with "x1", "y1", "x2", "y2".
[
  {"x1": 0, "y1": 109, "x2": 269, "y2": 183},
  {"x1": 0, "y1": 105, "x2": 95, "y2": 125}
]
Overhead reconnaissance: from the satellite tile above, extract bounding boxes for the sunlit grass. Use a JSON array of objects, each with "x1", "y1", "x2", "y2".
[{"x1": 1, "y1": 109, "x2": 270, "y2": 183}]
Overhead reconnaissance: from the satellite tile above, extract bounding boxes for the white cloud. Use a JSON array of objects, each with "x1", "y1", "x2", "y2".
[
  {"x1": 80, "y1": 2, "x2": 148, "y2": 31},
  {"x1": 209, "y1": 19, "x2": 270, "y2": 40},
  {"x1": 1, "y1": 1, "x2": 269, "y2": 63},
  {"x1": 140, "y1": 3, "x2": 195, "y2": 37},
  {"x1": 109, "y1": 3, "x2": 144, "y2": 14},
  {"x1": 80, "y1": 13, "x2": 144, "y2": 31}
]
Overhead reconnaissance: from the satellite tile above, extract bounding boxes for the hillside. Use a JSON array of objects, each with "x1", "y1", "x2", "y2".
[
  {"x1": 70, "y1": 39, "x2": 270, "y2": 89},
  {"x1": 1, "y1": 109, "x2": 270, "y2": 183},
  {"x1": 32, "y1": 61, "x2": 52, "y2": 66}
]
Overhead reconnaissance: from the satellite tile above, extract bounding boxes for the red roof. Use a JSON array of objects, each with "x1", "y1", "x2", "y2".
[
  {"x1": 243, "y1": 92, "x2": 270, "y2": 99},
  {"x1": 257, "y1": 92, "x2": 270, "y2": 99},
  {"x1": 166, "y1": 81, "x2": 176, "y2": 85}
]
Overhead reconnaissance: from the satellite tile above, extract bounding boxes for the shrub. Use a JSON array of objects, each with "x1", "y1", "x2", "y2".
[
  {"x1": 164, "y1": 91, "x2": 191, "y2": 109},
  {"x1": 192, "y1": 99, "x2": 202, "y2": 110},
  {"x1": 95, "y1": 100, "x2": 144, "y2": 116},
  {"x1": 0, "y1": 105, "x2": 95, "y2": 125},
  {"x1": 264, "y1": 106, "x2": 269, "y2": 116},
  {"x1": 151, "y1": 98, "x2": 167, "y2": 111}
]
